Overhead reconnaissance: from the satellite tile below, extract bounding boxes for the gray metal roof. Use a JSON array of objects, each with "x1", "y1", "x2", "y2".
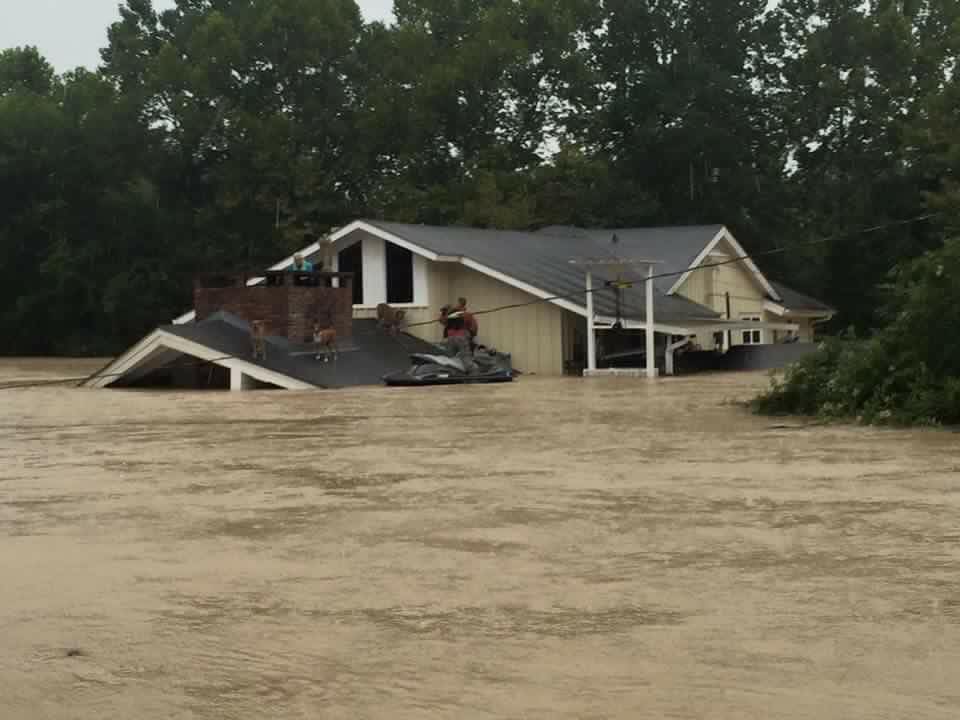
[
  {"x1": 364, "y1": 220, "x2": 721, "y2": 325},
  {"x1": 769, "y1": 281, "x2": 835, "y2": 314}
]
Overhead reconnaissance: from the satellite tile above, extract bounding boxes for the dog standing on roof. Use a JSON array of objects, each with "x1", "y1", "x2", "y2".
[
  {"x1": 376, "y1": 303, "x2": 406, "y2": 335},
  {"x1": 314, "y1": 322, "x2": 338, "y2": 362},
  {"x1": 251, "y1": 320, "x2": 267, "y2": 361}
]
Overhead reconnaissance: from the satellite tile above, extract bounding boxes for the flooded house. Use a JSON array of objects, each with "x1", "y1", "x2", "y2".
[{"x1": 85, "y1": 221, "x2": 834, "y2": 390}]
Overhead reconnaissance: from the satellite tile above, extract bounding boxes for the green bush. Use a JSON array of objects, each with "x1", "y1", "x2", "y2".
[{"x1": 751, "y1": 238, "x2": 960, "y2": 426}]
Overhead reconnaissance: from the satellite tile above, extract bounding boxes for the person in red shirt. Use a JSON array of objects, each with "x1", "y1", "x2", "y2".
[
  {"x1": 443, "y1": 307, "x2": 476, "y2": 373},
  {"x1": 456, "y1": 297, "x2": 479, "y2": 350}
]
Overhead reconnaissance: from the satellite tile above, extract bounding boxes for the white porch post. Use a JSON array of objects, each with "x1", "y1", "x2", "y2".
[
  {"x1": 230, "y1": 365, "x2": 256, "y2": 391},
  {"x1": 645, "y1": 263, "x2": 656, "y2": 379},
  {"x1": 586, "y1": 271, "x2": 597, "y2": 372},
  {"x1": 664, "y1": 337, "x2": 690, "y2": 377}
]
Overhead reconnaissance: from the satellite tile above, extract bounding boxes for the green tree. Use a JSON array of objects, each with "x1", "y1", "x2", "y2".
[
  {"x1": 570, "y1": 0, "x2": 787, "y2": 228},
  {"x1": 101, "y1": 0, "x2": 366, "y2": 266},
  {"x1": 752, "y1": 237, "x2": 960, "y2": 425},
  {"x1": 358, "y1": 0, "x2": 595, "y2": 224},
  {"x1": 773, "y1": 0, "x2": 960, "y2": 329}
]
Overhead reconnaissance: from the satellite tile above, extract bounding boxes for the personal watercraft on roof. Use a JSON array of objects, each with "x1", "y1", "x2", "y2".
[{"x1": 382, "y1": 346, "x2": 514, "y2": 387}]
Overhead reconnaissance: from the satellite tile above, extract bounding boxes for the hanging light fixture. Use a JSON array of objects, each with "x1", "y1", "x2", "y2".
[{"x1": 606, "y1": 233, "x2": 627, "y2": 331}]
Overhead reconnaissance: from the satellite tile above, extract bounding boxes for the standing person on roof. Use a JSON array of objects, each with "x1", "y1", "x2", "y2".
[
  {"x1": 443, "y1": 308, "x2": 477, "y2": 374},
  {"x1": 456, "y1": 297, "x2": 479, "y2": 351}
]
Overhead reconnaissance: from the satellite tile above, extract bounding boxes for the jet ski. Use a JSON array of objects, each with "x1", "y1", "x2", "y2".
[{"x1": 383, "y1": 345, "x2": 514, "y2": 386}]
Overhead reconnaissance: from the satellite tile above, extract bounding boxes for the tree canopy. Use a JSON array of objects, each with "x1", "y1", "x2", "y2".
[{"x1": 1, "y1": 0, "x2": 959, "y2": 355}]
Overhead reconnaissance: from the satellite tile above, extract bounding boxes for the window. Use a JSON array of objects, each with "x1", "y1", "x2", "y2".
[
  {"x1": 740, "y1": 315, "x2": 762, "y2": 345},
  {"x1": 338, "y1": 243, "x2": 364, "y2": 305},
  {"x1": 386, "y1": 243, "x2": 414, "y2": 304}
]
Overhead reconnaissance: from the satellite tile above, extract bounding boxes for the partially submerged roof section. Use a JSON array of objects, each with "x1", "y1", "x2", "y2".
[{"x1": 84, "y1": 314, "x2": 438, "y2": 390}]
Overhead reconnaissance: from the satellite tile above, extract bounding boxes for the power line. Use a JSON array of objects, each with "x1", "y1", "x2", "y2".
[{"x1": 646, "y1": 212, "x2": 942, "y2": 286}]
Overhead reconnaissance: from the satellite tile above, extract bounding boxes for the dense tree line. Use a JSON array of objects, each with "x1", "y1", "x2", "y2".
[{"x1": 1, "y1": 0, "x2": 958, "y2": 354}]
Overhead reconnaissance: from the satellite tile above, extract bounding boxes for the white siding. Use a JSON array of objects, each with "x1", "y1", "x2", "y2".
[
  {"x1": 361, "y1": 235, "x2": 386, "y2": 306},
  {"x1": 413, "y1": 254, "x2": 430, "y2": 308}
]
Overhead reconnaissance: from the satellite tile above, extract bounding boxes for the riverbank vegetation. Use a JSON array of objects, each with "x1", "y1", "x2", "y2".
[{"x1": 751, "y1": 237, "x2": 960, "y2": 426}]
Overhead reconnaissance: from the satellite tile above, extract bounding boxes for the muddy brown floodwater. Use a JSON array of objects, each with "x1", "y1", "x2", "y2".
[{"x1": 2, "y1": 358, "x2": 960, "y2": 719}]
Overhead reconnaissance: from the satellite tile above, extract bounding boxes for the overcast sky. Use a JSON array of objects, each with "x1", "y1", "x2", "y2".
[{"x1": 0, "y1": 0, "x2": 396, "y2": 72}]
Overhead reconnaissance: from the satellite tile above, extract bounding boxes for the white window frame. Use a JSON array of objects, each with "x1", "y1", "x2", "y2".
[
  {"x1": 740, "y1": 314, "x2": 763, "y2": 345},
  {"x1": 331, "y1": 234, "x2": 430, "y2": 309}
]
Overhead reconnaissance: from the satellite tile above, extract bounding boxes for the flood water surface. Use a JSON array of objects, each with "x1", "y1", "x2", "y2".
[{"x1": 2, "y1": 359, "x2": 960, "y2": 719}]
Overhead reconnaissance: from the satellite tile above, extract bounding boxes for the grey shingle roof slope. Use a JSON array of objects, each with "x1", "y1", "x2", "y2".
[
  {"x1": 769, "y1": 281, "x2": 835, "y2": 313},
  {"x1": 537, "y1": 224, "x2": 724, "y2": 294},
  {"x1": 164, "y1": 314, "x2": 437, "y2": 388},
  {"x1": 364, "y1": 220, "x2": 722, "y2": 324}
]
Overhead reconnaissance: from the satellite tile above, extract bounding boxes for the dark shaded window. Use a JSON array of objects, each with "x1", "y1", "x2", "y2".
[
  {"x1": 338, "y1": 243, "x2": 364, "y2": 305},
  {"x1": 386, "y1": 243, "x2": 414, "y2": 304}
]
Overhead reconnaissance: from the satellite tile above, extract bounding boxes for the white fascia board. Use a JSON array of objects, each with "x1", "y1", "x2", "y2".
[
  {"x1": 669, "y1": 226, "x2": 782, "y2": 302},
  {"x1": 458, "y1": 257, "x2": 586, "y2": 317},
  {"x1": 84, "y1": 330, "x2": 316, "y2": 390},
  {"x1": 330, "y1": 220, "x2": 440, "y2": 261},
  {"x1": 719, "y1": 226, "x2": 780, "y2": 300},
  {"x1": 764, "y1": 300, "x2": 834, "y2": 320},
  {"x1": 83, "y1": 328, "x2": 169, "y2": 388},
  {"x1": 764, "y1": 301, "x2": 788, "y2": 316},
  {"x1": 161, "y1": 333, "x2": 316, "y2": 390}
]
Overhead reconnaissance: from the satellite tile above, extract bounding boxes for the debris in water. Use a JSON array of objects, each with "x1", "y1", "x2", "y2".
[{"x1": 766, "y1": 422, "x2": 826, "y2": 430}]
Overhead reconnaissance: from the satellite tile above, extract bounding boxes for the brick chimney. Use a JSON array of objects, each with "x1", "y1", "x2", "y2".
[{"x1": 193, "y1": 271, "x2": 354, "y2": 342}]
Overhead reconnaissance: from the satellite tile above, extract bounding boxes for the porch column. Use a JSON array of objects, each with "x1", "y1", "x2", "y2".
[
  {"x1": 230, "y1": 366, "x2": 256, "y2": 391},
  {"x1": 586, "y1": 271, "x2": 597, "y2": 372},
  {"x1": 645, "y1": 263, "x2": 656, "y2": 379},
  {"x1": 665, "y1": 337, "x2": 690, "y2": 376}
]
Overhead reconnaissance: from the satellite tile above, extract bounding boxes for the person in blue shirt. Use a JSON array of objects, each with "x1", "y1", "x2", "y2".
[{"x1": 290, "y1": 253, "x2": 313, "y2": 272}]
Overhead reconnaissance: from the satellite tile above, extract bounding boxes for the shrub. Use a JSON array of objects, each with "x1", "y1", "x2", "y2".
[{"x1": 751, "y1": 238, "x2": 960, "y2": 426}]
